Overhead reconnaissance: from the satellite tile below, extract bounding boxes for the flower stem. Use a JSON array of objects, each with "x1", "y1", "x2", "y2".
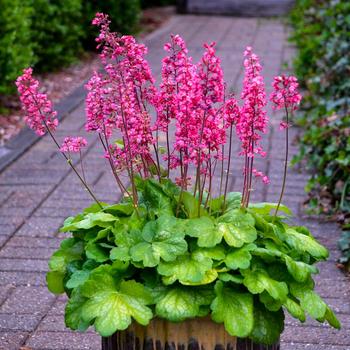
[
  {"x1": 43, "y1": 122, "x2": 102, "y2": 209},
  {"x1": 274, "y1": 105, "x2": 289, "y2": 216},
  {"x1": 223, "y1": 124, "x2": 233, "y2": 209}
]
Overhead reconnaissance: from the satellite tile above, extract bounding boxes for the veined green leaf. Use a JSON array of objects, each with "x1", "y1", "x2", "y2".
[
  {"x1": 242, "y1": 269, "x2": 288, "y2": 302},
  {"x1": 61, "y1": 212, "x2": 118, "y2": 232},
  {"x1": 211, "y1": 281, "x2": 254, "y2": 337},
  {"x1": 157, "y1": 252, "x2": 213, "y2": 285},
  {"x1": 217, "y1": 220, "x2": 257, "y2": 247},
  {"x1": 155, "y1": 287, "x2": 214, "y2": 322},
  {"x1": 65, "y1": 288, "x2": 90, "y2": 331},
  {"x1": 285, "y1": 228, "x2": 329, "y2": 260},
  {"x1": 290, "y1": 282, "x2": 327, "y2": 320},
  {"x1": 249, "y1": 302, "x2": 284, "y2": 345},
  {"x1": 283, "y1": 297, "x2": 306, "y2": 322},
  {"x1": 249, "y1": 202, "x2": 292, "y2": 215},
  {"x1": 80, "y1": 265, "x2": 153, "y2": 336},
  {"x1": 130, "y1": 216, "x2": 187, "y2": 267},
  {"x1": 225, "y1": 243, "x2": 257, "y2": 270},
  {"x1": 48, "y1": 238, "x2": 84, "y2": 273},
  {"x1": 185, "y1": 217, "x2": 222, "y2": 247}
]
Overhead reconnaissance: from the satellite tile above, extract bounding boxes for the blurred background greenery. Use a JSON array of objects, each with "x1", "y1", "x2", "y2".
[
  {"x1": 290, "y1": 0, "x2": 350, "y2": 269},
  {"x1": 0, "y1": 0, "x2": 175, "y2": 96}
]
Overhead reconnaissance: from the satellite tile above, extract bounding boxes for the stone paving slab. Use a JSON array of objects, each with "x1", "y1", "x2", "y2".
[{"x1": 0, "y1": 13, "x2": 349, "y2": 350}]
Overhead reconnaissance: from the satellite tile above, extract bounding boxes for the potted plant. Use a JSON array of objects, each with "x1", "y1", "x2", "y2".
[{"x1": 16, "y1": 12, "x2": 340, "y2": 350}]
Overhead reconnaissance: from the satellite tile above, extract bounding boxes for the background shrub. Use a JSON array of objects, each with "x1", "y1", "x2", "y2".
[
  {"x1": 0, "y1": 0, "x2": 142, "y2": 95},
  {"x1": 141, "y1": 0, "x2": 176, "y2": 8},
  {"x1": 0, "y1": 0, "x2": 33, "y2": 95},
  {"x1": 290, "y1": 0, "x2": 350, "y2": 267},
  {"x1": 30, "y1": 0, "x2": 84, "y2": 72},
  {"x1": 82, "y1": 0, "x2": 141, "y2": 49}
]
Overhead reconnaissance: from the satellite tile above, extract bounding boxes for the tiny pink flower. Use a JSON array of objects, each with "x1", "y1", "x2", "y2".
[{"x1": 60, "y1": 137, "x2": 88, "y2": 153}]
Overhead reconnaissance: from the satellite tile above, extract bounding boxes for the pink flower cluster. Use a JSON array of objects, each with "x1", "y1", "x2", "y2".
[
  {"x1": 16, "y1": 68, "x2": 58, "y2": 136},
  {"x1": 86, "y1": 13, "x2": 155, "y2": 170},
  {"x1": 156, "y1": 36, "x2": 228, "y2": 170},
  {"x1": 237, "y1": 47, "x2": 268, "y2": 158},
  {"x1": 16, "y1": 13, "x2": 303, "y2": 208},
  {"x1": 60, "y1": 137, "x2": 88, "y2": 153},
  {"x1": 270, "y1": 75, "x2": 302, "y2": 111}
]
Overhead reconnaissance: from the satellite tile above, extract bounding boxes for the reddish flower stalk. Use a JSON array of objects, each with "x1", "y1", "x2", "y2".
[
  {"x1": 270, "y1": 75, "x2": 302, "y2": 216},
  {"x1": 16, "y1": 69, "x2": 102, "y2": 208}
]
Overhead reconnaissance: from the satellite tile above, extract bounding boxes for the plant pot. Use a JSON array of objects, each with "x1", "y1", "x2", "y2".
[{"x1": 102, "y1": 317, "x2": 280, "y2": 350}]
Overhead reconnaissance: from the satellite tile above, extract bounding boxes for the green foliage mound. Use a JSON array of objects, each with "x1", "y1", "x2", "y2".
[{"x1": 47, "y1": 178, "x2": 340, "y2": 345}]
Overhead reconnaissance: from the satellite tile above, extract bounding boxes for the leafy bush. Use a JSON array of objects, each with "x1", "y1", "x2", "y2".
[
  {"x1": 141, "y1": 0, "x2": 176, "y2": 8},
  {"x1": 0, "y1": 0, "x2": 33, "y2": 95},
  {"x1": 81, "y1": 0, "x2": 141, "y2": 49},
  {"x1": 46, "y1": 179, "x2": 340, "y2": 344},
  {"x1": 30, "y1": 0, "x2": 84, "y2": 72},
  {"x1": 290, "y1": 1, "x2": 350, "y2": 266}
]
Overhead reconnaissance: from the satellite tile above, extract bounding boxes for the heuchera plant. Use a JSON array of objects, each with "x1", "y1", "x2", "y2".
[{"x1": 16, "y1": 13, "x2": 340, "y2": 345}]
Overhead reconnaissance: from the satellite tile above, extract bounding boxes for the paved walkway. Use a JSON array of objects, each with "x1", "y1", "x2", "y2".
[{"x1": 0, "y1": 15, "x2": 349, "y2": 350}]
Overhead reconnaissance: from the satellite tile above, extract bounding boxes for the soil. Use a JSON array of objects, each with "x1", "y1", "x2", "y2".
[{"x1": 0, "y1": 6, "x2": 175, "y2": 146}]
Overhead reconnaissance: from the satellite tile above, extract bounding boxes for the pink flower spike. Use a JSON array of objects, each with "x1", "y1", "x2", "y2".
[
  {"x1": 270, "y1": 75, "x2": 302, "y2": 111},
  {"x1": 60, "y1": 137, "x2": 88, "y2": 153},
  {"x1": 16, "y1": 68, "x2": 58, "y2": 136}
]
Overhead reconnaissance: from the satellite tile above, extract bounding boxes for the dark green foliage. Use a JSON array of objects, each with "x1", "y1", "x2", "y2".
[
  {"x1": 30, "y1": 0, "x2": 84, "y2": 72},
  {"x1": 47, "y1": 178, "x2": 339, "y2": 344},
  {"x1": 81, "y1": 0, "x2": 141, "y2": 49},
  {"x1": 141, "y1": 0, "x2": 176, "y2": 8},
  {"x1": 290, "y1": 1, "x2": 350, "y2": 265},
  {"x1": 0, "y1": 0, "x2": 33, "y2": 94},
  {"x1": 338, "y1": 229, "x2": 350, "y2": 271},
  {"x1": 0, "y1": 0, "x2": 141, "y2": 95}
]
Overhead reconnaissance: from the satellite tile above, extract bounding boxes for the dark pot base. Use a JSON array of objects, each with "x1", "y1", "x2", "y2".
[{"x1": 101, "y1": 318, "x2": 279, "y2": 350}]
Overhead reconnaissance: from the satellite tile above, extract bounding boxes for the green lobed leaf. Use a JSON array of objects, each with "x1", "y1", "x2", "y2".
[
  {"x1": 283, "y1": 255, "x2": 318, "y2": 282},
  {"x1": 185, "y1": 217, "x2": 222, "y2": 247},
  {"x1": 142, "y1": 179, "x2": 174, "y2": 216},
  {"x1": 46, "y1": 271, "x2": 65, "y2": 294},
  {"x1": 155, "y1": 287, "x2": 214, "y2": 322},
  {"x1": 130, "y1": 216, "x2": 187, "y2": 267},
  {"x1": 60, "y1": 212, "x2": 118, "y2": 232},
  {"x1": 80, "y1": 265, "x2": 153, "y2": 336},
  {"x1": 48, "y1": 238, "x2": 84, "y2": 273},
  {"x1": 181, "y1": 191, "x2": 207, "y2": 218},
  {"x1": 157, "y1": 252, "x2": 213, "y2": 285},
  {"x1": 242, "y1": 269, "x2": 288, "y2": 302},
  {"x1": 225, "y1": 243, "x2": 257, "y2": 270},
  {"x1": 65, "y1": 288, "x2": 90, "y2": 332},
  {"x1": 290, "y1": 282, "x2": 328, "y2": 320},
  {"x1": 249, "y1": 202, "x2": 292, "y2": 215},
  {"x1": 249, "y1": 302, "x2": 284, "y2": 345},
  {"x1": 283, "y1": 297, "x2": 306, "y2": 322},
  {"x1": 285, "y1": 228, "x2": 329, "y2": 260},
  {"x1": 210, "y1": 281, "x2": 254, "y2": 338}
]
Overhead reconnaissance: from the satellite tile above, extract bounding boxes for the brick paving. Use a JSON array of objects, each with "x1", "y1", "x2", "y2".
[{"x1": 0, "y1": 14, "x2": 349, "y2": 350}]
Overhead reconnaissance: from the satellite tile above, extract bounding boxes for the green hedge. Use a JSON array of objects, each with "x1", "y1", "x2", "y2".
[
  {"x1": 290, "y1": 0, "x2": 350, "y2": 268},
  {"x1": 0, "y1": 0, "x2": 141, "y2": 95},
  {"x1": 30, "y1": 0, "x2": 84, "y2": 72},
  {"x1": 82, "y1": 0, "x2": 141, "y2": 50},
  {"x1": 0, "y1": 0, "x2": 33, "y2": 95}
]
